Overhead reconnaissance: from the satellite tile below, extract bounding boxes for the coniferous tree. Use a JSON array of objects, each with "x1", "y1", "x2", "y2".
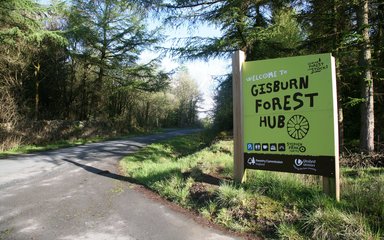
[
  {"x1": 67, "y1": 0, "x2": 166, "y2": 119},
  {"x1": 357, "y1": 0, "x2": 374, "y2": 152},
  {"x1": 0, "y1": 0, "x2": 66, "y2": 123}
]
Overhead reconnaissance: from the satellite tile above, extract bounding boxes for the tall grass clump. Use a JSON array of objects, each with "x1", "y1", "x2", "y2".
[
  {"x1": 244, "y1": 170, "x2": 327, "y2": 209},
  {"x1": 277, "y1": 223, "x2": 305, "y2": 240},
  {"x1": 304, "y1": 208, "x2": 378, "y2": 240},
  {"x1": 215, "y1": 208, "x2": 251, "y2": 232},
  {"x1": 342, "y1": 168, "x2": 384, "y2": 230},
  {"x1": 153, "y1": 176, "x2": 194, "y2": 206},
  {"x1": 199, "y1": 200, "x2": 218, "y2": 221},
  {"x1": 216, "y1": 182, "x2": 248, "y2": 208}
]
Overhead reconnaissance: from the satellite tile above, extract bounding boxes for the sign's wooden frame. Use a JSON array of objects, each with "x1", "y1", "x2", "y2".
[{"x1": 232, "y1": 50, "x2": 340, "y2": 201}]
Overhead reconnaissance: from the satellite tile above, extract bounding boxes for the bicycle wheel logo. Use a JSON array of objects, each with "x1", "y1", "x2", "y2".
[{"x1": 287, "y1": 115, "x2": 309, "y2": 140}]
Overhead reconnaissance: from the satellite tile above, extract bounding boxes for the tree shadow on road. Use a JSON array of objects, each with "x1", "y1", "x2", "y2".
[{"x1": 62, "y1": 158, "x2": 138, "y2": 184}]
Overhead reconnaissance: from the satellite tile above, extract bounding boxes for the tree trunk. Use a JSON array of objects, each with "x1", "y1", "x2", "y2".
[
  {"x1": 332, "y1": 0, "x2": 344, "y2": 155},
  {"x1": 80, "y1": 65, "x2": 89, "y2": 120},
  {"x1": 34, "y1": 62, "x2": 41, "y2": 121},
  {"x1": 357, "y1": 0, "x2": 375, "y2": 153},
  {"x1": 128, "y1": 104, "x2": 133, "y2": 128},
  {"x1": 145, "y1": 101, "x2": 150, "y2": 127}
]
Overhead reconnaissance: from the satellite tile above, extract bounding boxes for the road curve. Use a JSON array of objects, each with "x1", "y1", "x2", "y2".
[{"x1": 0, "y1": 129, "x2": 239, "y2": 240}]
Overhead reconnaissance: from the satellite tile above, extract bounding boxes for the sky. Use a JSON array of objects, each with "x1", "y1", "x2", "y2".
[{"x1": 139, "y1": 23, "x2": 231, "y2": 118}]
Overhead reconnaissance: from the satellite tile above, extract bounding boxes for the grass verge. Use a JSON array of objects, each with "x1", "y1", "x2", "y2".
[
  {"x1": 0, "y1": 138, "x2": 103, "y2": 156},
  {"x1": 0, "y1": 129, "x2": 165, "y2": 157},
  {"x1": 120, "y1": 133, "x2": 383, "y2": 239}
]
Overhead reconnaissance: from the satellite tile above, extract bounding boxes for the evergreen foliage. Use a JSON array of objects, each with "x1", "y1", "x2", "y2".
[
  {"x1": 0, "y1": 0, "x2": 200, "y2": 142},
  {"x1": 156, "y1": 0, "x2": 383, "y2": 153},
  {"x1": 1, "y1": 0, "x2": 384, "y2": 153}
]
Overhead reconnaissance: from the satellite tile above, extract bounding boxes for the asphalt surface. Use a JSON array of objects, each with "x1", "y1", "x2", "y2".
[{"x1": 0, "y1": 129, "x2": 239, "y2": 240}]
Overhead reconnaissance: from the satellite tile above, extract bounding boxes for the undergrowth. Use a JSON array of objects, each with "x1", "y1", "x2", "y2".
[{"x1": 120, "y1": 132, "x2": 383, "y2": 239}]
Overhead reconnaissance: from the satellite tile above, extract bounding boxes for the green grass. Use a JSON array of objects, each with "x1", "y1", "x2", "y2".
[
  {"x1": 120, "y1": 134, "x2": 209, "y2": 187},
  {"x1": 277, "y1": 223, "x2": 305, "y2": 240},
  {"x1": 0, "y1": 138, "x2": 101, "y2": 157},
  {"x1": 0, "y1": 128, "x2": 165, "y2": 157},
  {"x1": 120, "y1": 133, "x2": 383, "y2": 239},
  {"x1": 153, "y1": 176, "x2": 195, "y2": 205},
  {"x1": 341, "y1": 167, "x2": 384, "y2": 231},
  {"x1": 0, "y1": 228, "x2": 13, "y2": 240},
  {"x1": 304, "y1": 207, "x2": 375, "y2": 240},
  {"x1": 216, "y1": 182, "x2": 248, "y2": 207}
]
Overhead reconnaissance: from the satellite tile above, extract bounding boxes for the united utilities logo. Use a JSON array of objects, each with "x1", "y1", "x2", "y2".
[
  {"x1": 294, "y1": 158, "x2": 303, "y2": 167},
  {"x1": 293, "y1": 158, "x2": 316, "y2": 172}
]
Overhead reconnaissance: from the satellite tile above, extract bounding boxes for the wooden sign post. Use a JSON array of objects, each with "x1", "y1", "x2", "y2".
[
  {"x1": 232, "y1": 50, "x2": 246, "y2": 183},
  {"x1": 323, "y1": 56, "x2": 340, "y2": 200},
  {"x1": 232, "y1": 50, "x2": 340, "y2": 201}
]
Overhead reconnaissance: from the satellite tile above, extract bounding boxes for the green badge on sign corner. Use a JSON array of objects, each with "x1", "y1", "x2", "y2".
[{"x1": 242, "y1": 53, "x2": 338, "y2": 176}]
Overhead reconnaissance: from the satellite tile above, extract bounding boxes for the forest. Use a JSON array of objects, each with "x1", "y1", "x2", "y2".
[
  {"x1": 0, "y1": 0, "x2": 383, "y2": 155},
  {"x1": 0, "y1": 0, "x2": 202, "y2": 150}
]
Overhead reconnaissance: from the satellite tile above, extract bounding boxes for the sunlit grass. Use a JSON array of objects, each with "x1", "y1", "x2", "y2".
[
  {"x1": 120, "y1": 133, "x2": 383, "y2": 239},
  {"x1": 0, "y1": 129, "x2": 165, "y2": 157},
  {"x1": 304, "y1": 207, "x2": 377, "y2": 240},
  {"x1": 0, "y1": 137, "x2": 104, "y2": 157}
]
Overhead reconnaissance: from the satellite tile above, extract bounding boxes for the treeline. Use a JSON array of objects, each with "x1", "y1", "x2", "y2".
[
  {"x1": 119, "y1": 0, "x2": 382, "y2": 154},
  {"x1": 160, "y1": 0, "x2": 383, "y2": 154},
  {"x1": 0, "y1": 0, "x2": 201, "y2": 142},
  {"x1": 2, "y1": 0, "x2": 383, "y2": 154}
]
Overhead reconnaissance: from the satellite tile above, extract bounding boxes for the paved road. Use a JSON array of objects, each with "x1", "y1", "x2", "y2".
[{"x1": 0, "y1": 129, "x2": 239, "y2": 240}]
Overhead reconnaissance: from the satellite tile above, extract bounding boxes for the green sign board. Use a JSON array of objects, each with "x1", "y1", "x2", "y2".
[{"x1": 243, "y1": 53, "x2": 338, "y2": 176}]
